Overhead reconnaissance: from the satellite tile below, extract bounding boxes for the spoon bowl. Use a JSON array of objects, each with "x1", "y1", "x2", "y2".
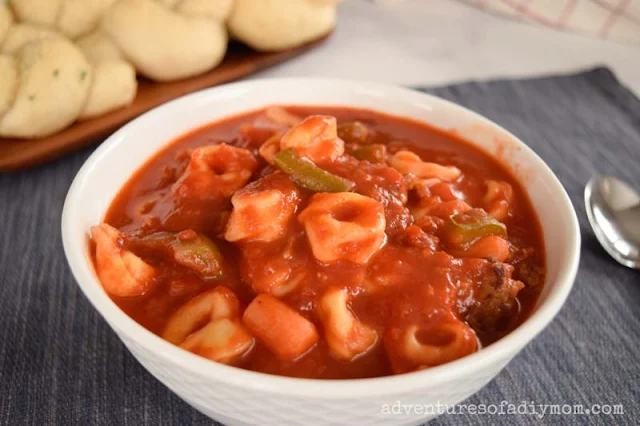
[{"x1": 585, "y1": 175, "x2": 640, "y2": 269}]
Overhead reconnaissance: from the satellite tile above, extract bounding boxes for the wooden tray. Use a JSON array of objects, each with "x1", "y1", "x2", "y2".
[{"x1": 0, "y1": 37, "x2": 327, "y2": 171}]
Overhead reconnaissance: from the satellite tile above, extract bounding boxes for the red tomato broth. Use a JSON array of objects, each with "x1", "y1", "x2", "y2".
[{"x1": 98, "y1": 106, "x2": 545, "y2": 379}]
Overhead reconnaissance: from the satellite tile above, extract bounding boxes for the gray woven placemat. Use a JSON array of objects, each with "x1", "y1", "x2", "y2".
[{"x1": 1, "y1": 68, "x2": 638, "y2": 426}]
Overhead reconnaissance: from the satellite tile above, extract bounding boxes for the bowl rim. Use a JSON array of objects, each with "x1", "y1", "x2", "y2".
[{"x1": 62, "y1": 77, "x2": 581, "y2": 398}]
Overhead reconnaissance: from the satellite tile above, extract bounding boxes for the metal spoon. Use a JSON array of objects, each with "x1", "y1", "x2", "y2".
[{"x1": 585, "y1": 176, "x2": 640, "y2": 269}]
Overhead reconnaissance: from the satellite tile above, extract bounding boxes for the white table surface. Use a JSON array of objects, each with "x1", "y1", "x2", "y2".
[{"x1": 255, "y1": 0, "x2": 640, "y2": 95}]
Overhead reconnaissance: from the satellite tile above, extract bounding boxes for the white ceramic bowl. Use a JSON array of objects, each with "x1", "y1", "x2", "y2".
[{"x1": 62, "y1": 78, "x2": 580, "y2": 426}]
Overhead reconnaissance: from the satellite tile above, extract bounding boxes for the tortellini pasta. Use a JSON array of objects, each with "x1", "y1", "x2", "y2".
[
  {"x1": 280, "y1": 115, "x2": 345, "y2": 164},
  {"x1": 225, "y1": 173, "x2": 301, "y2": 243},
  {"x1": 91, "y1": 223, "x2": 155, "y2": 297},
  {"x1": 258, "y1": 133, "x2": 283, "y2": 165},
  {"x1": 390, "y1": 151, "x2": 461, "y2": 181},
  {"x1": 316, "y1": 287, "x2": 378, "y2": 361},
  {"x1": 178, "y1": 318, "x2": 255, "y2": 364},
  {"x1": 163, "y1": 286, "x2": 241, "y2": 344},
  {"x1": 163, "y1": 286, "x2": 254, "y2": 363},
  {"x1": 173, "y1": 143, "x2": 258, "y2": 200},
  {"x1": 483, "y1": 179, "x2": 514, "y2": 222},
  {"x1": 298, "y1": 192, "x2": 386, "y2": 264},
  {"x1": 384, "y1": 317, "x2": 478, "y2": 373}
]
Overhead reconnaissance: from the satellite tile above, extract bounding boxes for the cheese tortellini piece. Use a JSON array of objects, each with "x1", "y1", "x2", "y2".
[
  {"x1": 280, "y1": 115, "x2": 345, "y2": 164},
  {"x1": 299, "y1": 192, "x2": 386, "y2": 264},
  {"x1": 225, "y1": 173, "x2": 301, "y2": 243},
  {"x1": 163, "y1": 286, "x2": 241, "y2": 344},
  {"x1": 179, "y1": 318, "x2": 255, "y2": 364},
  {"x1": 163, "y1": 286, "x2": 255, "y2": 364},
  {"x1": 91, "y1": 223, "x2": 155, "y2": 297},
  {"x1": 173, "y1": 143, "x2": 258, "y2": 200},
  {"x1": 316, "y1": 287, "x2": 378, "y2": 361},
  {"x1": 483, "y1": 179, "x2": 514, "y2": 222},
  {"x1": 384, "y1": 317, "x2": 478, "y2": 373},
  {"x1": 391, "y1": 151, "x2": 462, "y2": 182}
]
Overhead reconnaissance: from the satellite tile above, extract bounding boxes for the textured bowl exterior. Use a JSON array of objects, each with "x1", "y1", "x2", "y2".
[
  {"x1": 62, "y1": 79, "x2": 580, "y2": 426},
  {"x1": 119, "y1": 327, "x2": 514, "y2": 426},
  {"x1": 119, "y1": 326, "x2": 515, "y2": 426}
]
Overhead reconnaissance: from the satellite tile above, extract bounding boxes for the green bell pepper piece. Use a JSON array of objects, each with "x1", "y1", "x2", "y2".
[{"x1": 274, "y1": 149, "x2": 355, "y2": 193}]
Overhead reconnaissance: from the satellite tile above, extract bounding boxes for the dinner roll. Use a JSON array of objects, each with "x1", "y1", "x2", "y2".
[
  {"x1": 0, "y1": 39, "x2": 92, "y2": 138},
  {"x1": 101, "y1": 0, "x2": 228, "y2": 81},
  {"x1": 155, "y1": 0, "x2": 182, "y2": 8},
  {"x1": 10, "y1": 0, "x2": 116, "y2": 39},
  {"x1": 75, "y1": 29, "x2": 137, "y2": 119},
  {"x1": 0, "y1": 56, "x2": 18, "y2": 119},
  {"x1": 228, "y1": 0, "x2": 339, "y2": 51},
  {"x1": 75, "y1": 30, "x2": 125, "y2": 63},
  {"x1": 10, "y1": 0, "x2": 61, "y2": 28},
  {"x1": 79, "y1": 60, "x2": 137, "y2": 119},
  {"x1": 0, "y1": 5, "x2": 13, "y2": 46},
  {"x1": 57, "y1": 0, "x2": 118, "y2": 39},
  {"x1": 1, "y1": 24, "x2": 62, "y2": 54},
  {"x1": 177, "y1": 0, "x2": 234, "y2": 21}
]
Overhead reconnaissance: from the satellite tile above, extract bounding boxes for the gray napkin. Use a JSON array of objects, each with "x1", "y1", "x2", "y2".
[{"x1": 0, "y1": 68, "x2": 638, "y2": 426}]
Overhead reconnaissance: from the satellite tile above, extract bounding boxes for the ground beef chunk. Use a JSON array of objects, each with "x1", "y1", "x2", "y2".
[{"x1": 465, "y1": 261, "x2": 525, "y2": 333}]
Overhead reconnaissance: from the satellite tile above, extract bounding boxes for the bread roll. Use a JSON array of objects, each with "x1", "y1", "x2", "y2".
[
  {"x1": 309, "y1": 0, "x2": 342, "y2": 4},
  {"x1": 10, "y1": 0, "x2": 117, "y2": 39},
  {"x1": 177, "y1": 0, "x2": 234, "y2": 21},
  {"x1": 10, "y1": 0, "x2": 61, "y2": 28},
  {"x1": 155, "y1": 0, "x2": 182, "y2": 8},
  {"x1": 1, "y1": 24, "x2": 62, "y2": 54},
  {"x1": 75, "y1": 30, "x2": 125, "y2": 63},
  {"x1": 101, "y1": 0, "x2": 227, "y2": 82},
  {"x1": 0, "y1": 22, "x2": 136, "y2": 126},
  {"x1": 75, "y1": 31, "x2": 137, "y2": 120},
  {"x1": 0, "y1": 39, "x2": 92, "y2": 138},
  {"x1": 0, "y1": 4, "x2": 13, "y2": 46},
  {"x1": 57, "y1": 0, "x2": 118, "y2": 39},
  {"x1": 228, "y1": 0, "x2": 338, "y2": 51},
  {"x1": 0, "y1": 55, "x2": 18, "y2": 118},
  {"x1": 79, "y1": 60, "x2": 137, "y2": 119}
]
